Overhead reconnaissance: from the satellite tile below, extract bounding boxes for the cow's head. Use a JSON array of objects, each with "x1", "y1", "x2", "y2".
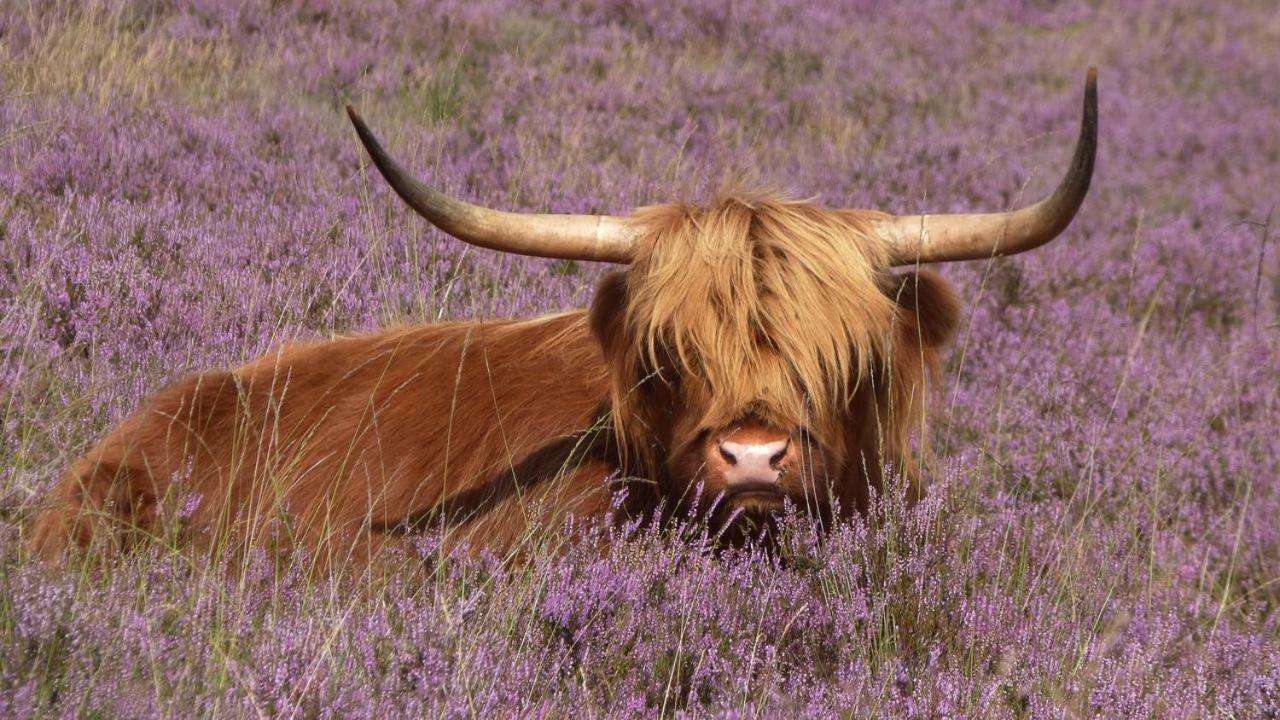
[
  {"x1": 585, "y1": 199, "x2": 964, "y2": 522},
  {"x1": 347, "y1": 69, "x2": 1097, "y2": 524}
]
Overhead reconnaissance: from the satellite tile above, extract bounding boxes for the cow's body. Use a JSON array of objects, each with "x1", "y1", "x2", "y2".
[{"x1": 30, "y1": 312, "x2": 621, "y2": 561}]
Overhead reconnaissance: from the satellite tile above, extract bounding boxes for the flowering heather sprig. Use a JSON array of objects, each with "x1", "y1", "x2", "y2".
[{"x1": 2, "y1": 0, "x2": 1278, "y2": 716}]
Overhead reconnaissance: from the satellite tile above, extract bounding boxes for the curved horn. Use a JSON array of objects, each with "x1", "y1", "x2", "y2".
[
  {"x1": 346, "y1": 106, "x2": 638, "y2": 263},
  {"x1": 875, "y1": 68, "x2": 1097, "y2": 265}
]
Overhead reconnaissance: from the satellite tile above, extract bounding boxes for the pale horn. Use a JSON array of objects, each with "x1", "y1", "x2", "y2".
[
  {"x1": 875, "y1": 68, "x2": 1097, "y2": 265},
  {"x1": 346, "y1": 106, "x2": 638, "y2": 263}
]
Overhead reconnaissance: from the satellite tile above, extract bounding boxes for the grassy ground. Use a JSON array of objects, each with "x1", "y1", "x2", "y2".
[{"x1": 1, "y1": 0, "x2": 1277, "y2": 716}]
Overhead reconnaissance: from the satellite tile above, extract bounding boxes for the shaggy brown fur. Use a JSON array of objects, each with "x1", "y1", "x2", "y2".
[
  {"x1": 28, "y1": 192, "x2": 959, "y2": 563},
  {"x1": 593, "y1": 193, "x2": 958, "y2": 523}
]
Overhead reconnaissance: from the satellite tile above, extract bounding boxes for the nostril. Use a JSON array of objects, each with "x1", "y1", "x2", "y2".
[
  {"x1": 769, "y1": 439, "x2": 790, "y2": 468},
  {"x1": 718, "y1": 444, "x2": 738, "y2": 466}
]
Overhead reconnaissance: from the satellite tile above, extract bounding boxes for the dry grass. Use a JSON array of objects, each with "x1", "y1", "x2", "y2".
[{"x1": 1, "y1": 1, "x2": 250, "y2": 108}]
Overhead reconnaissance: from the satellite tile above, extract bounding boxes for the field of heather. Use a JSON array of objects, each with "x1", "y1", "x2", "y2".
[{"x1": 2, "y1": 1, "x2": 1278, "y2": 717}]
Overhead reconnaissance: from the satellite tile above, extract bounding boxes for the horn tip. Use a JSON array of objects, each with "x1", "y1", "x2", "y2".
[
  {"x1": 1082, "y1": 68, "x2": 1098, "y2": 124},
  {"x1": 345, "y1": 104, "x2": 366, "y2": 129},
  {"x1": 345, "y1": 105, "x2": 384, "y2": 161}
]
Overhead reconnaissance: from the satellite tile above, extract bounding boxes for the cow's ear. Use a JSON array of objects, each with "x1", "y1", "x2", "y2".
[
  {"x1": 888, "y1": 270, "x2": 961, "y2": 348},
  {"x1": 589, "y1": 271, "x2": 629, "y2": 354}
]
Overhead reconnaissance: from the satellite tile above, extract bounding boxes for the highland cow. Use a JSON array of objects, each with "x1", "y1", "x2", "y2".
[{"x1": 28, "y1": 70, "x2": 1098, "y2": 564}]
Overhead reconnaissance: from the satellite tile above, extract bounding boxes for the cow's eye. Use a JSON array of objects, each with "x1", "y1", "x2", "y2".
[
  {"x1": 640, "y1": 342, "x2": 682, "y2": 388},
  {"x1": 657, "y1": 364, "x2": 682, "y2": 388}
]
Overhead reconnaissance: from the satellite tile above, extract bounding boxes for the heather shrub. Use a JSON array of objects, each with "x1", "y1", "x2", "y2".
[{"x1": 1, "y1": 0, "x2": 1277, "y2": 717}]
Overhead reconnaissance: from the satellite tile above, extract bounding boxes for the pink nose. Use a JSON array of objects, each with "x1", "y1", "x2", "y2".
[{"x1": 718, "y1": 437, "x2": 792, "y2": 485}]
